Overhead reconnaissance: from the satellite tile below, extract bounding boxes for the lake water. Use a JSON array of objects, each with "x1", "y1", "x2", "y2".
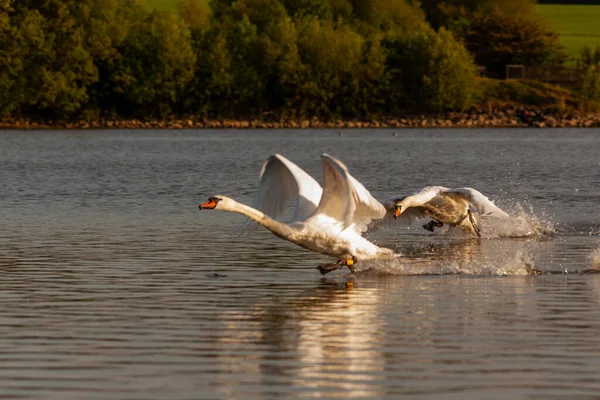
[{"x1": 1, "y1": 128, "x2": 600, "y2": 399}]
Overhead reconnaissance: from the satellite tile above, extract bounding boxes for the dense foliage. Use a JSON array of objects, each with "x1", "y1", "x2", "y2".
[
  {"x1": 0, "y1": 0, "x2": 573, "y2": 120},
  {"x1": 420, "y1": 0, "x2": 568, "y2": 77},
  {"x1": 576, "y1": 46, "x2": 600, "y2": 104}
]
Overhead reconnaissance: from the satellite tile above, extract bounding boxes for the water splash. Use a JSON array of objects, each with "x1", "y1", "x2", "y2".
[
  {"x1": 371, "y1": 201, "x2": 556, "y2": 240},
  {"x1": 482, "y1": 202, "x2": 555, "y2": 239},
  {"x1": 357, "y1": 239, "x2": 538, "y2": 276},
  {"x1": 591, "y1": 248, "x2": 600, "y2": 271}
]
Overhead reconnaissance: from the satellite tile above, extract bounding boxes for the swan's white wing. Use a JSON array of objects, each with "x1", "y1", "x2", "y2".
[
  {"x1": 240, "y1": 154, "x2": 322, "y2": 234},
  {"x1": 408, "y1": 186, "x2": 449, "y2": 205},
  {"x1": 447, "y1": 187, "x2": 509, "y2": 218},
  {"x1": 314, "y1": 154, "x2": 386, "y2": 233}
]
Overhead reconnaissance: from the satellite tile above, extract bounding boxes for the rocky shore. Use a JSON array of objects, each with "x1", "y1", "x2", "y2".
[{"x1": 2, "y1": 106, "x2": 600, "y2": 129}]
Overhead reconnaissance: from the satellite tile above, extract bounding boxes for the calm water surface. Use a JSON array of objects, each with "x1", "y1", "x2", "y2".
[{"x1": 1, "y1": 128, "x2": 600, "y2": 399}]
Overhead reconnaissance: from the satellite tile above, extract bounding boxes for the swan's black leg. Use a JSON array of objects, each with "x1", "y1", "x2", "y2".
[
  {"x1": 423, "y1": 220, "x2": 443, "y2": 232},
  {"x1": 317, "y1": 256, "x2": 358, "y2": 275},
  {"x1": 317, "y1": 259, "x2": 344, "y2": 275},
  {"x1": 468, "y1": 210, "x2": 481, "y2": 237}
]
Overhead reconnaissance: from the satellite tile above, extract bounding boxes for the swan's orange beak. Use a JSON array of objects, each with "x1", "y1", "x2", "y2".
[
  {"x1": 200, "y1": 199, "x2": 218, "y2": 210},
  {"x1": 393, "y1": 205, "x2": 402, "y2": 219}
]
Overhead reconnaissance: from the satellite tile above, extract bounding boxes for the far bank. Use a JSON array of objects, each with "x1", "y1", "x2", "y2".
[{"x1": 2, "y1": 105, "x2": 600, "y2": 130}]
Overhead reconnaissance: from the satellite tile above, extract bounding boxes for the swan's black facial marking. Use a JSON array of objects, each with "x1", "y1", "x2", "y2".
[
  {"x1": 393, "y1": 204, "x2": 403, "y2": 219},
  {"x1": 199, "y1": 196, "x2": 222, "y2": 210}
]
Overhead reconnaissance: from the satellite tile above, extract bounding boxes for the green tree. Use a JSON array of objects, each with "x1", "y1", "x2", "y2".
[
  {"x1": 234, "y1": 0, "x2": 301, "y2": 111},
  {"x1": 465, "y1": 1, "x2": 567, "y2": 77},
  {"x1": 178, "y1": 0, "x2": 211, "y2": 30},
  {"x1": 351, "y1": 0, "x2": 425, "y2": 32},
  {"x1": 279, "y1": 0, "x2": 353, "y2": 21},
  {"x1": 385, "y1": 25, "x2": 476, "y2": 112},
  {"x1": 291, "y1": 18, "x2": 364, "y2": 117},
  {"x1": 419, "y1": 0, "x2": 567, "y2": 77},
  {"x1": 0, "y1": 0, "x2": 23, "y2": 115},
  {"x1": 346, "y1": 34, "x2": 390, "y2": 117},
  {"x1": 108, "y1": 9, "x2": 196, "y2": 117},
  {"x1": 419, "y1": 0, "x2": 485, "y2": 36},
  {"x1": 186, "y1": 15, "x2": 265, "y2": 116},
  {"x1": 186, "y1": 0, "x2": 300, "y2": 116},
  {"x1": 83, "y1": 0, "x2": 148, "y2": 116},
  {"x1": 281, "y1": 0, "x2": 331, "y2": 20},
  {"x1": 576, "y1": 46, "x2": 600, "y2": 104},
  {"x1": 5, "y1": 0, "x2": 99, "y2": 116},
  {"x1": 0, "y1": 0, "x2": 145, "y2": 117}
]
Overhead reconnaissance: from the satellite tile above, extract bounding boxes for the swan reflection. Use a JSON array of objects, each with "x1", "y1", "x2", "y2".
[{"x1": 211, "y1": 274, "x2": 544, "y2": 398}]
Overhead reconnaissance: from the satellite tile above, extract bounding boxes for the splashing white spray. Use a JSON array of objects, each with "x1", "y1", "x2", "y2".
[
  {"x1": 359, "y1": 239, "x2": 538, "y2": 276},
  {"x1": 591, "y1": 249, "x2": 600, "y2": 271},
  {"x1": 482, "y1": 203, "x2": 555, "y2": 239}
]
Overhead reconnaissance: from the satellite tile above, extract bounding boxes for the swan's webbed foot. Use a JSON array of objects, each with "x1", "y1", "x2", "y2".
[
  {"x1": 317, "y1": 256, "x2": 358, "y2": 275},
  {"x1": 423, "y1": 220, "x2": 443, "y2": 232},
  {"x1": 345, "y1": 256, "x2": 357, "y2": 274}
]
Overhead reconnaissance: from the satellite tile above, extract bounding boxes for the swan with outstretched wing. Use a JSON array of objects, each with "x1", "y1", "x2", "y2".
[
  {"x1": 200, "y1": 154, "x2": 395, "y2": 274},
  {"x1": 238, "y1": 153, "x2": 323, "y2": 235},
  {"x1": 382, "y1": 186, "x2": 509, "y2": 237}
]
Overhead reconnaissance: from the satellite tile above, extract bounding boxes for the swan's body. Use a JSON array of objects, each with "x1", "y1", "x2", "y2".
[
  {"x1": 200, "y1": 154, "x2": 395, "y2": 273},
  {"x1": 383, "y1": 186, "x2": 509, "y2": 237}
]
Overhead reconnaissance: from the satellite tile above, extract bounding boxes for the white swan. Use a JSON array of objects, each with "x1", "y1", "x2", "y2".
[
  {"x1": 199, "y1": 154, "x2": 395, "y2": 274},
  {"x1": 383, "y1": 186, "x2": 509, "y2": 237}
]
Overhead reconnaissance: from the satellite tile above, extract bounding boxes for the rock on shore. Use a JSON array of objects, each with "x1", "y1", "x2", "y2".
[{"x1": 2, "y1": 106, "x2": 600, "y2": 129}]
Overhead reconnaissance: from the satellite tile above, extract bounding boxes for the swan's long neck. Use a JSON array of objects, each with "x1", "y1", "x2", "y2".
[
  {"x1": 224, "y1": 200, "x2": 293, "y2": 239},
  {"x1": 401, "y1": 196, "x2": 417, "y2": 209}
]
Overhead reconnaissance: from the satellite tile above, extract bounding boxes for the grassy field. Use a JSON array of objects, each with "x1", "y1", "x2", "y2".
[{"x1": 538, "y1": 4, "x2": 600, "y2": 61}]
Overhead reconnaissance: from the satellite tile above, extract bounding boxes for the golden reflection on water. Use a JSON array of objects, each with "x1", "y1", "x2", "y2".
[
  {"x1": 208, "y1": 271, "x2": 600, "y2": 397},
  {"x1": 210, "y1": 270, "x2": 545, "y2": 397},
  {"x1": 214, "y1": 283, "x2": 387, "y2": 397},
  {"x1": 292, "y1": 286, "x2": 385, "y2": 397}
]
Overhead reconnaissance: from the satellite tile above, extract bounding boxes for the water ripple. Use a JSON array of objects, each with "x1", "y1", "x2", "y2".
[{"x1": 1, "y1": 129, "x2": 600, "y2": 398}]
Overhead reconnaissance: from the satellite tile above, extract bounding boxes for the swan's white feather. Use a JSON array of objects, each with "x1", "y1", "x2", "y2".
[
  {"x1": 206, "y1": 153, "x2": 396, "y2": 264},
  {"x1": 447, "y1": 187, "x2": 509, "y2": 219},
  {"x1": 240, "y1": 154, "x2": 322, "y2": 234},
  {"x1": 313, "y1": 154, "x2": 386, "y2": 234},
  {"x1": 384, "y1": 186, "x2": 508, "y2": 220},
  {"x1": 406, "y1": 186, "x2": 449, "y2": 205}
]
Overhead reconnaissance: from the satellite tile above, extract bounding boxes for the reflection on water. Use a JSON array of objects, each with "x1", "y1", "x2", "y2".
[
  {"x1": 1, "y1": 129, "x2": 600, "y2": 398},
  {"x1": 208, "y1": 276, "x2": 600, "y2": 398}
]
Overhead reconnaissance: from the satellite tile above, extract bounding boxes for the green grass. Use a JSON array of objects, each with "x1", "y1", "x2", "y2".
[
  {"x1": 538, "y1": 5, "x2": 600, "y2": 61},
  {"x1": 475, "y1": 77, "x2": 576, "y2": 108}
]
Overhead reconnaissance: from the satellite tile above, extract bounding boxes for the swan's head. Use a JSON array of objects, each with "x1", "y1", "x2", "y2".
[
  {"x1": 199, "y1": 195, "x2": 233, "y2": 211},
  {"x1": 393, "y1": 202, "x2": 404, "y2": 219},
  {"x1": 392, "y1": 197, "x2": 413, "y2": 219}
]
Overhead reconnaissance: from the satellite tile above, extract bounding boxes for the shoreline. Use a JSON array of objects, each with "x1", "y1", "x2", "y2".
[{"x1": 2, "y1": 106, "x2": 600, "y2": 129}]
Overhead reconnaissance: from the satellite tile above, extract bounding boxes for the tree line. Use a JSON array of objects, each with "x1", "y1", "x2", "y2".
[{"x1": 0, "y1": 0, "x2": 571, "y2": 120}]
